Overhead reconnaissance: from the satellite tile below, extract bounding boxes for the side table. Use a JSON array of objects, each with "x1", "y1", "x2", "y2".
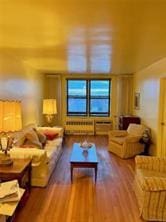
[
  {"x1": 0, "y1": 159, "x2": 31, "y2": 213},
  {"x1": 0, "y1": 159, "x2": 31, "y2": 222},
  {"x1": 139, "y1": 138, "x2": 151, "y2": 155}
]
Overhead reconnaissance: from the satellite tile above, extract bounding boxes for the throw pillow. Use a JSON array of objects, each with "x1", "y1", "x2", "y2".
[
  {"x1": 42, "y1": 130, "x2": 59, "y2": 140},
  {"x1": 34, "y1": 129, "x2": 47, "y2": 146},
  {"x1": 24, "y1": 139, "x2": 43, "y2": 149},
  {"x1": 14, "y1": 131, "x2": 26, "y2": 147},
  {"x1": 24, "y1": 129, "x2": 43, "y2": 149}
]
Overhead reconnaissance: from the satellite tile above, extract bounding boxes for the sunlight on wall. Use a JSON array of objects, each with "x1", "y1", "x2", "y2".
[
  {"x1": 0, "y1": 53, "x2": 43, "y2": 126},
  {"x1": 0, "y1": 79, "x2": 31, "y2": 97},
  {"x1": 141, "y1": 80, "x2": 159, "y2": 120}
]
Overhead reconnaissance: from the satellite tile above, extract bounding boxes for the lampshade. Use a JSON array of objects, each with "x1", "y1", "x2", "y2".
[
  {"x1": 43, "y1": 99, "x2": 57, "y2": 115},
  {"x1": 0, "y1": 100, "x2": 22, "y2": 132}
]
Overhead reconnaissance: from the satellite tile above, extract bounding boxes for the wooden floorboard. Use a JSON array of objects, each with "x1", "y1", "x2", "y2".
[{"x1": 14, "y1": 135, "x2": 144, "y2": 222}]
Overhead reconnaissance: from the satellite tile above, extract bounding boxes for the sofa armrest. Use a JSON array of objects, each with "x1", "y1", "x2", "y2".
[
  {"x1": 140, "y1": 176, "x2": 166, "y2": 191},
  {"x1": 10, "y1": 147, "x2": 47, "y2": 167},
  {"x1": 109, "y1": 130, "x2": 128, "y2": 138},
  {"x1": 135, "y1": 155, "x2": 166, "y2": 172}
]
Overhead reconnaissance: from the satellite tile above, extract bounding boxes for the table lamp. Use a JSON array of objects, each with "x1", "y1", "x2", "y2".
[
  {"x1": 0, "y1": 100, "x2": 22, "y2": 166},
  {"x1": 43, "y1": 99, "x2": 57, "y2": 126}
]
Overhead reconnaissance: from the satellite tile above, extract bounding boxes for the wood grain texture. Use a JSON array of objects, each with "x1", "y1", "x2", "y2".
[
  {"x1": 14, "y1": 135, "x2": 143, "y2": 222},
  {"x1": 0, "y1": 159, "x2": 31, "y2": 174}
]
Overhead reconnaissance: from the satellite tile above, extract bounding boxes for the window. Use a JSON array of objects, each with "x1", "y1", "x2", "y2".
[
  {"x1": 67, "y1": 80, "x2": 87, "y2": 116},
  {"x1": 67, "y1": 79, "x2": 111, "y2": 116},
  {"x1": 90, "y1": 80, "x2": 110, "y2": 116}
]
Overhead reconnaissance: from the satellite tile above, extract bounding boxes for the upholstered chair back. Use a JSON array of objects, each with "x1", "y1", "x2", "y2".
[{"x1": 127, "y1": 124, "x2": 145, "y2": 137}]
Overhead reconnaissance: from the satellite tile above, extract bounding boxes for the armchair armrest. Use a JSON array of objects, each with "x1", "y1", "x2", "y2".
[
  {"x1": 109, "y1": 130, "x2": 128, "y2": 137},
  {"x1": 140, "y1": 176, "x2": 166, "y2": 191},
  {"x1": 135, "y1": 155, "x2": 166, "y2": 172},
  {"x1": 125, "y1": 135, "x2": 141, "y2": 143}
]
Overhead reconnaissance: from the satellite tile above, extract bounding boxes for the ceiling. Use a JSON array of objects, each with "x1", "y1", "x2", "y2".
[{"x1": 0, "y1": 0, "x2": 166, "y2": 74}]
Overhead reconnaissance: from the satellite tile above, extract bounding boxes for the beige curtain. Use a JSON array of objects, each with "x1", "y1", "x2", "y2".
[
  {"x1": 118, "y1": 76, "x2": 133, "y2": 115},
  {"x1": 111, "y1": 75, "x2": 133, "y2": 129}
]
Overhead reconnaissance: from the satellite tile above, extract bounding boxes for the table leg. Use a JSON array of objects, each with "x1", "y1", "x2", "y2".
[
  {"x1": 70, "y1": 165, "x2": 73, "y2": 183},
  {"x1": 95, "y1": 165, "x2": 98, "y2": 182},
  {"x1": 28, "y1": 164, "x2": 31, "y2": 192}
]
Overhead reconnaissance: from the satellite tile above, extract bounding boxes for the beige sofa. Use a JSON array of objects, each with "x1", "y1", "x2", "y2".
[
  {"x1": 9, "y1": 124, "x2": 64, "y2": 187},
  {"x1": 134, "y1": 155, "x2": 166, "y2": 221},
  {"x1": 108, "y1": 123, "x2": 145, "y2": 158}
]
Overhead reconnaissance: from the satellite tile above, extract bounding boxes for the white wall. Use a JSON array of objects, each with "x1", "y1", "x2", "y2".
[
  {"x1": 133, "y1": 57, "x2": 166, "y2": 155},
  {"x1": 0, "y1": 53, "x2": 44, "y2": 126}
]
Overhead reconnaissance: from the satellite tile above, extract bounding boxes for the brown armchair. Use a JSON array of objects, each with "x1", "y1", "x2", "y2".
[{"x1": 108, "y1": 124, "x2": 145, "y2": 158}]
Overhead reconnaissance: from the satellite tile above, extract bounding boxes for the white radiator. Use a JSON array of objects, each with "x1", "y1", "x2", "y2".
[{"x1": 65, "y1": 119, "x2": 94, "y2": 135}]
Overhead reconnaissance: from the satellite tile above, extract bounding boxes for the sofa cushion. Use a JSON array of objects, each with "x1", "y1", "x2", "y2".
[
  {"x1": 20, "y1": 144, "x2": 36, "y2": 148},
  {"x1": 45, "y1": 137, "x2": 63, "y2": 159}
]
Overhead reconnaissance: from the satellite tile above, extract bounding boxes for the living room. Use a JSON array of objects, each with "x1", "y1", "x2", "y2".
[{"x1": 0, "y1": 0, "x2": 166, "y2": 221}]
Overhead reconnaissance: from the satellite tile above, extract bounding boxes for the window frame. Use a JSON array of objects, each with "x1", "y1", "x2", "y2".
[
  {"x1": 66, "y1": 79, "x2": 88, "y2": 116},
  {"x1": 66, "y1": 78, "x2": 111, "y2": 117},
  {"x1": 89, "y1": 79, "x2": 110, "y2": 116}
]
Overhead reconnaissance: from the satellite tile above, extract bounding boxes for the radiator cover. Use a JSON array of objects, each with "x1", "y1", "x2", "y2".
[{"x1": 65, "y1": 119, "x2": 94, "y2": 135}]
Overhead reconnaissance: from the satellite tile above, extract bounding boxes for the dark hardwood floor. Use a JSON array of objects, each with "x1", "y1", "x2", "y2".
[{"x1": 14, "y1": 135, "x2": 144, "y2": 222}]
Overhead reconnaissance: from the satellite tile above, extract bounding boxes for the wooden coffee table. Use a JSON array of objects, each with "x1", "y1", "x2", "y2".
[{"x1": 70, "y1": 143, "x2": 98, "y2": 182}]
